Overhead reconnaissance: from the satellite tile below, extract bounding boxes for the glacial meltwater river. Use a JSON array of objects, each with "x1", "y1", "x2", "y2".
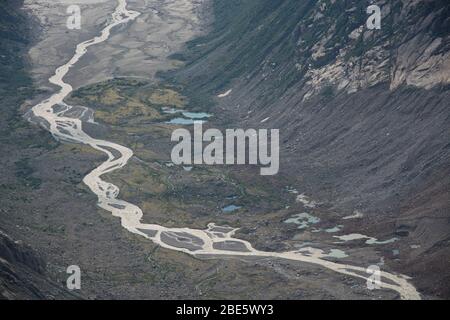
[{"x1": 29, "y1": 0, "x2": 420, "y2": 300}]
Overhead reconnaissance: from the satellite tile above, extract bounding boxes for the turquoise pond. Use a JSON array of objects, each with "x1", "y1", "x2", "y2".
[
  {"x1": 163, "y1": 108, "x2": 212, "y2": 125},
  {"x1": 222, "y1": 205, "x2": 242, "y2": 213}
]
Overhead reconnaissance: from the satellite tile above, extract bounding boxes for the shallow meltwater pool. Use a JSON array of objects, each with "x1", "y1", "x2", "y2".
[
  {"x1": 167, "y1": 118, "x2": 206, "y2": 125},
  {"x1": 163, "y1": 108, "x2": 212, "y2": 125},
  {"x1": 326, "y1": 249, "x2": 348, "y2": 259},
  {"x1": 284, "y1": 212, "x2": 320, "y2": 229},
  {"x1": 222, "y1": 205, "x2": 242, "y2": 213},
  {"x1": 334, "y1": 233, "x2": 398, "y2": 245}
]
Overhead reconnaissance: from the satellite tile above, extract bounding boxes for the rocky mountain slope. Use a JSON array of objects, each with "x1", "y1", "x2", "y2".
[
  {"x1": 168, "y1": 0, "x2": 450, "y2": 298},
  {"x1": 0, "y1": 230, "x2": 77, "y2": 299},
  {"x1": 172, "y1": 0, "x2": 449, "y2": 96},
  {"x1": 0, "y1": 0, "x2": 77, "y2": 299}
]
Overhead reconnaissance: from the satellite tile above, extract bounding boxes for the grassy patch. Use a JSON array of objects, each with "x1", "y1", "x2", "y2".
[
  {"x1": 15, "y1": 158, "x2": 42, "y2": 189},
  {"x1": 148, "y1": 88, "x2": 186, "y2": 108}
]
